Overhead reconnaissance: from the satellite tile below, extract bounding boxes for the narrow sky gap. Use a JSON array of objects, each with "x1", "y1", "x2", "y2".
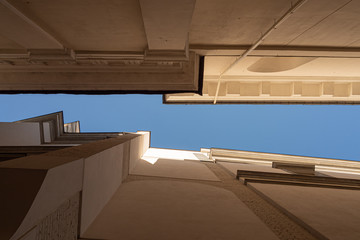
[{"x1": 0, "y1": 94, "x2": 359, "y2": 161}]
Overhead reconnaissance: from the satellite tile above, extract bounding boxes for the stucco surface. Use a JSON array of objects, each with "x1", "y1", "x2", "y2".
[
  {"x1": 9, "y1": 159, "x2": 83, "y2": 240},
  {"x1": 131, "y1": 158, "x2": 220, "y2": 181},
  {"x1": 318, "y1": 171, "x2": 360, "y2": 180},
  {"x1": 249, "y1": 183, "x2": 360, "y2": 240},
  {"x1": 83, "y1": 180, "x2": 278, "y2": 240},
  {"x1": 81, "y1": 144, "x2": 124, "y2": 234},
  {"x1": 0, "y1": 122, "x2": 41, "y2": 146},
  {"x1": 219, "y1": 161, "x2": 289, "y2": 175},
  {"x1": 204, "y1": 162, "x2": 317, "y2": 240}
]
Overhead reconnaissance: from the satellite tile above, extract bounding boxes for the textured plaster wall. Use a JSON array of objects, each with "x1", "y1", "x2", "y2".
[
  {"x1": 19, "y1": 193, "x2": 80, "y2": 240},
  {"x1": 131, "y1": 158, "x2": 219, "y2": 181},
  {"x1": 81, "y1": 132, "x2": 150, "y2": 235},
  {"x1": 249, "y1": 183, "x2": 360, "y2": 240},
  {"x1": 9, "y1": 159, "x2": 83, "y2": 240},
  {"x1": 0, "y1": 122, "x2": 41, "y2": 146},
  {"x1": 83, "y1": 180, "x2": 279, "y2": 240},
  {"x1": 2, "y1": 133, "x2": 150, "y2": 240},
  {"x1": 318, "y1": 171, "x2": 360, "y2": 180},
  {"x1": 219, "y1": 161, "x2": 289, "y2": 175},
  {"x1": 80, "y1": 144, "x2": 125, "y2": 234},
  {"x1": 35, "y1": 193, "x2": 79, "y2": 240}
]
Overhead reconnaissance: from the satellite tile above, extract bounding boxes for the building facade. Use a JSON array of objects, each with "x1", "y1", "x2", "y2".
[
  {"x1": 1, "y1": 1, "x2": 360, "y2": 239},
  {"x1": 0, "y1": 0, "x2": 360, "y2": 104},
  {"x1": 1, "y1": 112, "x2": 359, "y2": 240}
]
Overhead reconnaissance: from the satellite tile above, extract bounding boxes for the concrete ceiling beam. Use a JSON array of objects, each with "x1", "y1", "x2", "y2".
[
  {"x1": 0, "y1": 0, "x2": 63, "y2": 49},
  {"x1": 139, "y1": 0, "x2": 196, "y2": 51}
]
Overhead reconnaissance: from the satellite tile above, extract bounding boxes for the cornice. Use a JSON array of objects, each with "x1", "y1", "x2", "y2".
[{"x1": 0, "y1": 49, "x2": 189, "y2": 70}]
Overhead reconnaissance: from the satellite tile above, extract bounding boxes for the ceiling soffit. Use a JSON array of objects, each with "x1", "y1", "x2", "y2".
[{"x1": 0, "y1": 0, "x2": 359, "y2": 97}]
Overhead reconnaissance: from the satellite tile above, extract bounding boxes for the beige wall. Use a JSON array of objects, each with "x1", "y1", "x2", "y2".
[
  {"x1": 132, "y1": 158, "x2": 219, "y2": 181},
  {"x1": 80, "y1": 144, "x2": 124, "y2": 234},
  {"x1": 0, "y1": 122, "x2": 41, "y2": 146},
  {"x1": 83, "y1": 180, "x2": 279, "y2": 240},
  {"x1": 249, "y1": 183, "x2": 360, "y2": 240},
  {"x1": 4, "y1": 129, "x2": 360, "y2": 240},
  {"x1": 318, "y1": 171, "x2": 360, "y2": 180},
  {"x1": 128, "y1": 132, "x2": 150, "y2": 172},
  {"x1": 1, "y1": 133, "x2": 151, "y2": 240},
  {"x1": 81, "y1": 132, "x2": 150, "y2": 234},
  {"x1": 219, "y1": 161, "x2": 289, "y2": 175},
  {"x1": 9, "y1": 159, "x2": 83, "y2": 240}
]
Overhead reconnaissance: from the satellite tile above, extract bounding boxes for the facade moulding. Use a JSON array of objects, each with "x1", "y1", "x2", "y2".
[
  {"x1": 0, "y1": 52, "x2": 202, "y2": 93},
  {"x1": 236, "y1": 170, "x2": 360, "y2": 190},
  {"x1": 209, "y1": 148, "x2": 360, "y2": 172},
  {"x1": 0, "y1": 49, "x2": 191, "y2": 69},
  {"x1": 15, "y1": 111, "x2": 128, "y2": 145},
  {"x1": 190, "y1": 45, "x2": 360, "y2": 58}
]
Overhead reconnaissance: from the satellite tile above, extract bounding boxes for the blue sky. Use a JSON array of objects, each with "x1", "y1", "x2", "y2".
[{"x1": 0, "y1": 94, "x2": 359, "y2": 161}]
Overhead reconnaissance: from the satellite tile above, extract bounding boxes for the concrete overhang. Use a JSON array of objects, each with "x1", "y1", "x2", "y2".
[{"x1": 0, "y1": 0, "x2": 360, "y2": 102}]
